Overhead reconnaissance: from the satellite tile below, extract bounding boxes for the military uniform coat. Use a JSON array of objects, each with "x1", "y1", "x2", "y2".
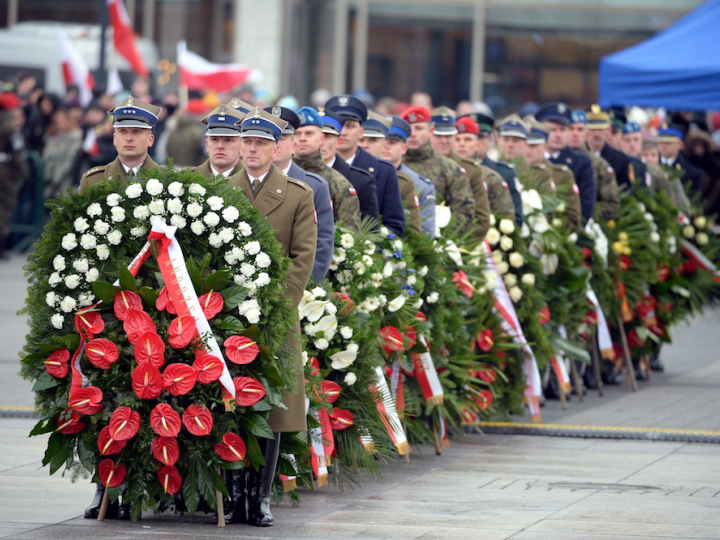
[
  {"x1": 332, "y1": 155, "x2": 380, "y2": 226},
  {"x1": 396, "y1": 170, "x2": 422, "y2": 234},
  {"x1": 548, "y1": 146, "x2": 596, "y2": 224},
  {"x1": 548, "y1": 163, "x2": 581, "y2": 232},
  {"x1": 230, "y1": 164, "x2": 317, "y2": 433},
  {"x1": 449, "y1": 151, "x2": 492, "y2": 240},
  {"x1": 399, "y1": 163, "x2": 436, "y2": 237},
  {"x1": 193, "y1": 160, "x2": 243, "y2": 179},
  {"x1": 599, "y1": 143, "x2": 633, "y2": 192},
  {"x1": 576, "y1": 146, "x2": 620, "y2": 220},
  {"x1": 663, "y1": 152, "x2": 703, "y2": 196},
  {"x1": 79, "y1": 155, "x2": 160, "y2": 194},
  {"x1": 481, "y1": 156, "x2": 524, "y2": 225}
]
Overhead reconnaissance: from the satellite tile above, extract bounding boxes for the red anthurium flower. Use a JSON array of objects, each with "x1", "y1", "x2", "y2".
[
  {"x1": 134, "y1": 331, "x2": 166, "y2": 368},
  {"x1": 124, "y1": 309, "x2": 156, "y2": 345},
  {"x1": 683, "y1": 259, "x2": 698, "y2": 274},
  {"x1": 309, "y1": 357, "x2": 320, "y2": 376},
  {"x1": 156, "y1": 287, "x2": 177, "y2": 314},
  {"x1": 214, "y1": 433, "x2": 246, "y2": 462},
  {"x1": 539, "y1": 306, "x2": 551, "y2": 325},
  {"x1": 452, "y1": 270, "x2": 474, "y2": 298},
  {"x1": 150, "y1": 403, "x2": 181, "y2": 437},
  {"x1": 380, "y1": 326, "x2": 404, "y2": 356},
  {"x1": 476, "y1": 329, "x2": 494, "y2": 352},
  {"x1": 656, "y1": 264, "x2": 670, "y2": 282},
  {"x1": 329, "y1": 408, "x2": 354, "y2": 430},
  {"x1": 113, "y1": 290, "x2": 143, "y2": 321},
  {"x1": 403, "y1": 326, "x2": 417, "y2": 349},
  {"x1": 167, "y1": 315, "x2": 198, "y2": 349},
  {"x1": 476, "y1": 390, "x2": 493, "y2": 410},
  {"x1": 627, "y1": 328, "x2": 646, "y2": 349},
  {"x1": 581, "y1": 247, "x2": 593, "y2": 260},
  {"x1": 224, "y1": 335, "x2": 260, "y2": 365},
  {"x1": 319, "y1": 380, "x2": 342, "y2": 404},
  {"x1": 157, "y1": 464, "x2": 182, "y2": 495},
  {"x1": 193, "y1": 354, "x2": 223, "y2": 384},
  {"x1": 75, "y1": 310, "x2": 104, "y2": 339},
  {"x1": 649, "y1": 322, "x2": 666, "y2": 338},
  {"x1": 182, "y1": 404, "x2": 213, "y2": 436},
  {"x1": 56, "y1": 408, "x2": 85, "y2": 434},
  {"x1": 162, "y1": 363, "x2": 197, "y2": 396},
  {"x1": 108, "y1": 406, "x2": 141, "y2": 441},
  {"x1": 198, "y1": 291, "x2": 224, "y2": 320},
  {"x1": 85, "y1": 338, "x2": 119, "y2": 369},
  {"x1": 581, "y1": 310, "x2": 598, "y2": 326},
  {"x1": 97, "y1": 425, "x2": 128, "y2": 455},
  {"x1": 98, "y1": 459, "x2": 126, "y2": 488},
  {"x1": 478, "y1": 367, "x2": 497, "y2": 383},
  {"x1": 70, "y1": 386, "x2": 103, "y2": 415},
  {"x1": 619, "y1": 255, "x2": 632, "y2": 272},
  {"x1": 416, "y1": 311, "x2": 427, "y2": 321},
  {"x1": 44, "y1": 349, "x2": 70, "y2": 378},
  {"x1": 333, "y1": 292, "x2": 354, "y2": 315},
  {"x1": 132, "y1": 363, "x2": 163, "y2": 400},
  {"x1": 151, "y1": 436, "x2": 179, "y2": 466},
  {"x1": 233, "y1": 377, "x2": 266, "y2": 407}
]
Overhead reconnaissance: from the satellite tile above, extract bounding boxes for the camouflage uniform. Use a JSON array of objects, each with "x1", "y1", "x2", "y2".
[
  {"x1": 403, "y1": 141, "x2": 475, "y2": 231},
  {"x1": 293, "y1": 151, "x2": 362, "y2": 232},
  {"x1": 448, "y1": 151, "x2": 491, "y2": 239},
  {"x1": 484, "y1": 166, "x2": 516, "y2": 219},
  {"x1": 576, "y1": 145, "x2": 620, "y2": 220},
  {"x1": 548, "y1": 163, "x2": 582, "y2": 232},
  {"x1": 396, "y1": 170, "x2": 422, "y2": 234}
]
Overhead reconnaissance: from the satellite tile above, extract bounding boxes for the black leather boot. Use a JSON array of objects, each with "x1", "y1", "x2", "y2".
[
  {"x1": 219, "y1": 469, "x2": 247, "y2": 524},
  {"x1": 116, "y1": 500, "x2": 133, "y2": 520},
  {"x1": 84, "y1": 482, "x2": 118, "y2": 519},
  {"x1": 648, "y1": 349, "x2": 664, "y2": 372},
  {"x1": 248, "y1": 433, "x2": 281, "y2": 527},
  {"x1": 601, "y1": 360, "x2": 619, "y2": 385},
  {"x1": 633, "y1": 355, "x2": 647, "y2": 381}
]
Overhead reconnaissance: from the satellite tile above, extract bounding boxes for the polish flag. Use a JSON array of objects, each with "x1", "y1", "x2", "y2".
[
  {"x1": 57, "y1": 28, "x2": 95, "y2": 107},
  {"x1": 107, "y1": 0, "x2": 149, "y2": 78},
  {"x1": 83, "y1": 128, "x2": 100, "y2": 157},
  {"x1": 177, "y1": 41, "x2": 261, "y2": 93}
]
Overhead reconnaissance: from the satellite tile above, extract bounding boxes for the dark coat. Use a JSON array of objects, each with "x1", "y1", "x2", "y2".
[
  {"x1": 548, "y1": 146, "x2": 596, "y2": 223},
  {"x1": 332, "y1": 154, "x2": 379, "y2": 225}
]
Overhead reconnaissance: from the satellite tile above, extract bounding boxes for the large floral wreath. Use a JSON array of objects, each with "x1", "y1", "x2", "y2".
[{"x1": 20, "y1": 168, "x2": 296, "y2": 519}]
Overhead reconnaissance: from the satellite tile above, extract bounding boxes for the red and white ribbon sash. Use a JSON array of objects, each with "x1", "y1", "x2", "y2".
[
  {"x1": 411, "y1": 336, "x2": 444, "y2": 406},
  {"x1": 149, "y1": 221, "x2": 235, "y2": 399},
  {"x1": 389, "y1": 360, "x2": 405, "y2": 418},
  {"x1": 370, "y1": 365, "x2": 410, "y2": 455},
  {"x1": 550, "y1": 324, "x2": 572, "y2": 393},
  {"x1": 682, "y1": 239, "x2": 720, "y2": 282},
  {"x1": 587, "y1": 286, "x2": 615, "y2": 360},
  {"x1": 278, "y1": 453, "x2": 298, "y2": 492},
  {"x1": 305, "y1": 397, "x2": 329, "y2": 486}
]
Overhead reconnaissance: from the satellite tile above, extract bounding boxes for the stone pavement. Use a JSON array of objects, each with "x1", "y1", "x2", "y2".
[{"x1": 1, "y1": 253, "x2": 719, "y2": 539}]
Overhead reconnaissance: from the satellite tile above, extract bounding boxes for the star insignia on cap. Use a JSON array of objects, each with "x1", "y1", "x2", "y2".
[
  {"x1": 272, "y1": 106, "x2": 281, "y2": 117},
  {"x1": 338, "y1": 96, "x2": 349, "y2": 107}
]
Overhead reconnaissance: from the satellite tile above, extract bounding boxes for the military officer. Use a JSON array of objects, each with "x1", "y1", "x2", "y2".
[
  {"x1": 79, "y1": 96, "x2": 162, "y2": 194},
  {"x1": 535, "y1": 103, "x2": 596, "y2": 224},
  {"x1": 292, "y1": 106, "x2": 362, "y2": 232},
  {"x1": 193, "y1": 104, "x2": 245, "y2": 179},
  {"x1": 359, "y1": 111, "x2": 422, "y2": 234},
  {"x1": 495, "y1": 114, "x2": 529, "y2": 162},
  {"x1": 382, "y1": 116, "x2": 437, "y2": 237},
  {"x1": 325, "y1": 95, "x2": 405, "y2": 236},
  {"x1": 319, "y1": 109, "x2": 380, "y2": 225},
  {"x1": 228, "y1": 108, "x2": 316, "y2": 526},
  {"x1": 455, "y1": 113, "x2": 519, "y2": 221},
  {"x1": 570, "y1": 110, "x2": 620, "y2": 220},
  {"x1": 400, "y1": 105, "x2": 475, "y2": 232},
  {"x1": 585, "y1": 105, "x2": 634, "y2": 191},
  {"x1": 429, "y1": 106, "x2": 491, "y2": 240},
  {"x1": 658, "y1": 123, "x2": 703, "y2": 198},
  {"x1": 262, "y1": 105, "x2": 334, "y2": 283}
]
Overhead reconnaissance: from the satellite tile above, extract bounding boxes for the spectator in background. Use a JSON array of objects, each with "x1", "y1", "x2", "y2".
[
  {"x1": 685, "y1": 130, "x2": 720, "y2": 216},
  {"x1": 0, "y1": 92, "x2": 28, "y2": 259},
  {"x1": 164, "y1": 99, "x2": 208, "y2": 167},
  {"x1": 42, "y1": 108, "x2": 82, "y2": 200},
  {"x1": 410, "y1": 92, "x2": 432, "y2": 110},
  {"x1": 711, "y1": 112, "x2": 720, "y2": 151}
]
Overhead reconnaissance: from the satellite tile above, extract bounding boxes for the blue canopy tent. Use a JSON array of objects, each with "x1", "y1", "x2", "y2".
[{"x1": 599, "y1": 0, "x2": 720, "y2": 111}]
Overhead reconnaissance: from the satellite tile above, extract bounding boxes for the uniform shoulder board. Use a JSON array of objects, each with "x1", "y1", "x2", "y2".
[
  {"x1": 369, "y1": 166, "x2": 375, "y2": 173},
  {"x1": 496, "y1": 160, "x2": 514, "y2": 170},
  {"x1": 538, "y1": 163, "x2": 546, "y2": 169},
  {"x1": 287, "y1": 177, "x2": 309, "y2": 190},
  {"x1": 474, "y1": 159, "x2": 482, "y2": 167},
  {"x1": 501, "y1": 181, "x2": 509, "y2": 189},
  {"x1": 561, "y1": 164, "x2": 569, "y2": 171},
  {"x1": 419, "y1": 174, "x2": 433, "y2": 185},
  {"x1": 566, "y1": 157, "x2": 572, "y2": 164},
  {"x1": 85, "y1": 166, "x2": 106, "y2": 177}
]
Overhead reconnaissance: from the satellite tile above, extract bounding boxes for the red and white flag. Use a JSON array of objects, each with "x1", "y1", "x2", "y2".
[
  {"x1": 177, "y1": 40, "x2": 261, "y2": 93},
  {"x1": 82, "y1": 128, "x2": 100, "y2": 157},
  {"x1": 57, "y1": 28, "x2": 95, "y2": 107},
  {"x1": 107, "y1": 0, "x2": 149, "y2": 78}
]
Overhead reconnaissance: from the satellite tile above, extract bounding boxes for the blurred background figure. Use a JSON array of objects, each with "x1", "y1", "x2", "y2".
[
  {"x1": 42, "y1": 107, "x2": 82, "y2": 200},
  {"x1": 0, "y1": 92, "x2": 28, "y2": 259}
]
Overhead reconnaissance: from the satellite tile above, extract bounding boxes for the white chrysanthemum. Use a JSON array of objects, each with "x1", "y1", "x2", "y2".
[
  {"x1": 500, "y1": 235, "x2": 513, "y2": 251},
  {"x1": 314, "y1": 338, "x2": 329, "y2": 350},
  {"x1": 186, "y1": 202, "x2": 203, "y2": 218},
  {"x1": 190, "y1": 221, "x2": 205, "y2": 235},
  {"x1": 333, "y1": 247, "x2": 347, "y2": 265},
  {"x1": 521, "y1": 273, "x2": 535, "y2": 286},
  {"x1": 110, "y1": 207, "x2": 126, "y2": 223},
  {"x1": 222, "y1": 206, "x2": 239, "y2": 223},
  {"x1": 106, "y1": 193, "x2": 122, "y2": 206},
  {"x1": 149, "y1": 200, "x2": 165, "y2": 215},
  {"x1": 225, "y1": 251, "x2": 238, "y2": 265},
  {"x1": 344, "y1": 372, "x2": 357, "y2": 386},
  {"x1": 208, "y1": 233, "x2": 222, "y2": 248},
  {"x1": 53, "y1": 255, "x2": 66, "y2": 271},
  {"x1": 650, "y1": 232, "x2": 660, "y2": 243},
  {"x1": 133, "y1": 205, "x2": 150, "y2": 220},
  {"x1": 207, "y1": 196, "x2": 224, "y2": 211},
  {"x1": 166, "y1": 198, "x2": 183, "y2": 214},
  {"x1": 61, "y1": 233, "x2": 77, "y2": 251},
  {"x1": 406, "y1": 275, "x2": 417, "y2": 286},
  {"x1": 80, "y1": 233, "x2": 97, "y2": 250},
  {"x1": 509, "y1": 286, "x2": 523, "y2": 303},
  {"x1": 78, "y1": 292, "x2": 95, "y2": 307},
  {"x1": 51, "y1": 313, "x2": 64, "y2": 329},
  {"x1": 86, "y1": 268, "x2": 99, "y2": 282},
  {"x1": 188, "y1": 183, "x2": 206, "y2": 196},
  {"x1": 46, "y1": 291, "x2": 58, "y2": 307},
  {"x1": 392, "y1": 239, "x2": 403, "y2": 250},
  {"x1": 49, "y1": 272, "x2": 62, "y2": 287},
  {"x1": 255, "y1": 272, "x2": 271, "y2": 287},
  {"x1": 484, "y1": 270, "x2": 497, "y2": 285},
  {"x1": 64, "y1": 274, "x2": 80, "y2": 289},
  {"x1": 347, "y1": 343, "x2": 359, "y2": 353},
  {"x1": 426, "y1": 291, "x2": 440, "y2": 304},
  {"x1": 379, "y1": 226, "x2": 390, "y2": 237},
  {"x1": 168, "y1": 182, "x2": 184, "y2": 197},
  {"x1": 245, "y1": 308, "x2": 261, "y2": 324},
  {"x1": 241, "y1": 262, "x2": 256, "y2": 277},
  {"x1": 418, "y1": 265, "x2": 429, "y2": 277},
  {"x1": 130, "y1": 226, "x2": 147, "y2": 238},
  {"x1": 60, "y1": 296, "x2": 77, "y2": 313},
  {"x1": 217, "y1": 228, "x2": 234, "y2": 244},
  {"x1": 93, "y1": 220, "x2": 110, "y2": 235},
  {"x1": 498, "y1": 218, "x2": 515, "y2": 235},
  {"x1": 170, "y1": 215, "x2": 187, "y2": 229},
  {"x1": 311, "y1": 287, "x2": 326, "y2": 298},
  {"x1": 496, "y1": 261, "x2": 509, "y2": 275},
  {"x1": 107, "y1": 230, "x2": 122, "y2": 245},
  {"x1": 504, "y1": 273, "x2": 517, "y2": 288},
  {"x1": 245, "y1": 241, "x2": 261, "y2": 255},
  {"x1": 126, "y1": 184, "x2": 143, "y2": 199},
  {"x1": 486, "y1": 227, "x2": 501, "y2": 245},
  {"x1": 509, "y1": 252, "x2": 524, "y2": 268},
  {"x1": 694, "y1": 216, "x2": 707, "y2": 229},
  {"x1": 567, "y1": 233, "x2": 578, "y2": 244},
  {"x1": 354, "y1": 262, "x2": 366, "y2": 274},
  {"x1": 364, "y1": 241, "x2": 376, "y2": 255},
  {"x1": 231, "y1": 246, "x2": 244, "y2": 262},
  {"x1": 325, "y1": 302, "x2": 337, "y2": 315},
  {"x1": 340, "y1": 233, "x2": 354, "y2": 248},
  {"x1": 73, "y1": 258, "x2": 89, "y2": 273},
  {"x1": 233, "y1": 274, "x2": 247, "y2": 286},
  {"x1": 74, "y1": 217, "x2": 90, "y2": 232},
  {"x1": 413, "y1": 298, "x2": 424, "y2": 309},
  {"x1": 696, "y1": 232, "x2": 709, "y2": 245},
  {"x1": 146, "y1": 178, "x2": 163, "y2": 196},
  {"x1": 238, "y1": 221, "x2": 252, "y2": 236},
  {"x1": 238, "y1": 298, "x2": 260, "y2": 315},
  {"x1": 340, "y1": 326, "x2": 353, "y2": 339}
]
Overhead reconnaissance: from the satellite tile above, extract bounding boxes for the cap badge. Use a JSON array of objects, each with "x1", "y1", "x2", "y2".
[
  {"x1": 558, "y1": 104, "x2": 566, "y2": 113},
  {"x1": 219, "y1": 105, "x2": 226, "y2": 115},
  {"x1": 253, "y1": 108, "x2": 261, "y2": 118},
  {"x1": 338, "y1": 96, "x2": 349, "y2": 107},
  {"x1": 127, "y1": 95, "x2": 134, "y2": 106},
  {"x1": 272, "y1": 106, "x2": 281, "y2": 117},
  {"x1": 459, "y1": 124, "x2": 466, "y2": 132},
  {"x1": 318, "y1": 106, "x2": 325, "y2": 116},
  {"x1": 298, "y1": 112, "x2": 306, "y2": 124}
]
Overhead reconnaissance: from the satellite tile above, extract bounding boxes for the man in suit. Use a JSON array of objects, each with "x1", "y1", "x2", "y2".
[
  {"x1": 325, "y1": 94, "x2": 406, "y2": 236},
  {"x1": 79, "y1": 96, "x2": 162, "y2": 194},
  {"x1": 193, "y1": 104, "x2": 246, "y2": 179},
  {"x1": 658, "y1": 123, "x2": 703, "y2": 197},
  {"x1": 228, "y1": 107, "x2": 316, "y2": 527}
]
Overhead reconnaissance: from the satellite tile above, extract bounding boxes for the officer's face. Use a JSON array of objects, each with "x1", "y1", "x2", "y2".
[
  {"x1": 453, "y1": 133, "x2": 478, "y2": 159},
  {"x1": 206, "y1": 136, "x2": 242, "y2": 173},
  {"x1": 295, "y1": 126, "x2": 324, "y2": 158},
  {"x1": 273, "y1": 134, "x2": 297, "y2": 167},
  {"x1": 622, "y1": 132, "x2": 643, "y2": 157},
  {"x1": 586, "y1": 128, "x2": 608, "y2": 150},
  {"x1": 525, "y1": 143, "x2": 546, "y2": 165},
  {"x1": 658, "y1": 141, "x2": 681, "y2": 160},
  {"x1": 339, "y1": 120, "x2": 363, "y2": 152},
  {"x1": 382, "y1": 138, "x2": 407, "y2": 165},
  {"x1": 641, "y1": 147, "x2": 660, "y2": 165},
  {"x1": 113, "y1": 126, "x2": 154, "y2": 164},
  {"x1": 241, "y1": 136, "x2": 278, "y2": 174},
  {"x1": 545, "y1": 122, "x2": 568, "y2": 152},
  {"x1": 430, "y1": 132, "x2": 454, "y2": 156},
  {"x1": 497, "y1": 135, "x2": 527, "y2": 160},
  {"x1": 476, "y1": 133, "x2": 493, "y2": 158},
  {"x1": 569, "y1": 123, "x2": 587, "y2": 149},
  {"x1": 321, "y1": 133, "x2": 339, "y2": 163},
  {"x1": 407, "y1": 122, "x2": 431, "y2": 149},
  {"x1": 360, "y1": 136, "x2": 385, "y2": 158}
]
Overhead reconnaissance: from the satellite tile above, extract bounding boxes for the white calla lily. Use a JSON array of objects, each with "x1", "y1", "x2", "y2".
[
  {"x1": 330, "y1": 348, "x2": 358, "y2": 370},
  {"x1": 387, "y1": 295, "x2": 406, "y2": 312}
]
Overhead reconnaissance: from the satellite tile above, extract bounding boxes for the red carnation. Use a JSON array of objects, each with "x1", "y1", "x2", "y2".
[
  {"x1": 97, "y1": 425, "x2": 128, "y2": 455},
  {"x1": 56, "y1": 409, "x2": 85, "y2": 434},
  {"x1": 132, "y1": 363, "x2": 163, "y2": 400},
  {"x1": 151, "y1": 436, "x2": 179, "y2": 466},
  {"x1": 157, "y1": 464, "x2": 182, "y2": 495},
  {"x1": 69, "y1": 386, "x2": 103, "y2": 415},
  {"x1": 198, "y1": 291, "x2": 224, "y2": 319},
  {"x1": 124, "y1": 309, "x2": 156, "y2": 345},
  {"x1": 108, "y1": 406, "x2": 141, "y2": 441},
  {"x1": 193, "y1": 354, "x2": 223, "y2": 384},
  {"x1": 98, "y1": 459, "x2": 126, "y2": 488},
  {"x1": 224, "y1": 335, "x2": 260, "y2": 364},
  {"x1": 619, "y1": 255, "x2": 632, "y2": 272},
  {"x1": 214, "y1": 433, "x2": 246, "y2": 462},
  {"x1": 329, "y1": 408, "x2": 354, "y2": 430},
  {"x1": 113, "y1": 290, "x2": 143, "y2": 321},
  {"x1": 85, "y1": 338, "x2": 119, "y2": 369},
  {"x1": 167, "y1": 315, "x2": 198, "y2": 349},
  {"x1": 182, "y1": 404, "x2": 213, "y2": 436},
  {"x1": 233, "y1": 377, "x2": 266, "y2": 407},
  {"x1": 162, "y1": 363, "x2": 197, "y2": 396},
  {"x1": 44, "y1": 349, "x2": 70, "y2": 378},
  {"x1": 133, "y1": 331, "x2": 166, "y2": 368},
  {"x1": 150, "y1": 403, "x2": 182, "y2": 437}
]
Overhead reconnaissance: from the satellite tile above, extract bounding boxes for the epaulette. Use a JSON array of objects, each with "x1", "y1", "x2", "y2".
[
  {"x1": 84, "y1": 166, "x2": 106, "y2": 177},
  {"x1": 287, "y1": 177, "x2": 310, "y2": 191},
  {"x1": 496, "y1": 160, "x2": 515, "y2": 170},
  {"x1": 418, "y1": 174, "x2": 433, "y2": 185},
  {"x1": 536, "y1": 163, "x2": 546, "y2": 170}
]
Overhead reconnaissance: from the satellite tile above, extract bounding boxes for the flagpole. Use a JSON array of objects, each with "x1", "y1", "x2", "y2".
[{"x1": 98, "y1": 0, "x2": 108, "y2": 89}]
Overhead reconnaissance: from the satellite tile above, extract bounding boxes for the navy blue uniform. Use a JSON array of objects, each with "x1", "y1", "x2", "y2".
[
  {"x1": 482, "y1": 157, "x2": 524, "y2": 225},
  {"x1": 600, "y1": 143, "x2": 634, "y2": 191},
  {"x1": 548, "y1": 146, "x2": 596, "y2": 223},
  {"x1": 332, "y1": 154, "x2": 380, "y2": 225}
]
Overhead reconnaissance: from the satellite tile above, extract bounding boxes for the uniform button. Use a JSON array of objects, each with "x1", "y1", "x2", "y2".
[{"x1": 277, "y1": 189, "x2": 282, "y2": 193}]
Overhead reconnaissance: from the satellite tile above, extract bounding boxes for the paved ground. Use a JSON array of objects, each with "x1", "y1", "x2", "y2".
[{"x1": 1, "y1": 253, "x2": 719, "y2": 539}]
